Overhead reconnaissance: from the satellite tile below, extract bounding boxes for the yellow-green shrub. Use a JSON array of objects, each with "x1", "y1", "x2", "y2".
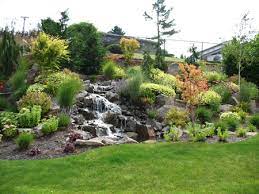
[
  {"x1": 120, "y1": 38, "x2": 140, "y2": 64},
  {"x1": 102, "y1": 61, "x2": 126, "y2": 79},
  {"x1": 198, "y1": 90, "x2": 222, "y2": 111},
  {"x1": 165, "y1": 108, "x2": 189, "y2": 128},
  {"x1": 140, "y1": 83, "x2": 176, "y2": 99}
]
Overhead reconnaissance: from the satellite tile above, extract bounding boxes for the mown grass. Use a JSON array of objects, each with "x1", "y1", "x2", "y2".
[{"x1": 0, "y1": 135, "x2": 258, "y2": 194}]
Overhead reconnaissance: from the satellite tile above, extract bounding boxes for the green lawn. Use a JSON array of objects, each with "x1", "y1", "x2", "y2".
[{"x1": 0, "y1": 136, "x2": 258, "y2": 194}]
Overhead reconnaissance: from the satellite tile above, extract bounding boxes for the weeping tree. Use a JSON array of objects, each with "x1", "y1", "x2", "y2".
[
  {"x1": 0, "y1": 28, "x2": 20, "y2": 76},
  {"x1": 144, "y1": 0, "x2": 178, "y2": 70}
]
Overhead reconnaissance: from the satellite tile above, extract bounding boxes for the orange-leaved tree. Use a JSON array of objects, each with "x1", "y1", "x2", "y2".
[{"x1": 177, "y1": 63, "x2": 208, "y2": 123}]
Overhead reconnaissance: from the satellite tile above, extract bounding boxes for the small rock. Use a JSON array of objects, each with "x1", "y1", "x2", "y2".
[
  {"x1": 76, "y1": 91, "x2": 88, "y2": 102},
  {"x1": 105, "y1": 91, "x2": 120, "y2": 102},
  {"x1": 17, "y1": 128, "x2": 33, "y2": 134},
  {"x1": 220, "y1": 104, "x2": 233, "y2": 112},
  {"x1": 78, "y1": 108, "x2": 96, "y2": 120},
  {"x1": 72, "y1": 114, "x2": 85, "y2": 125},
  {"x1": 75, "y1": 139, "x2": 105, "y2": 147},
  {"x1": 126, "y1": 132, "x2": 138, "y2": 140},
  {"x1": 118, "y1": 136, "x2": 138, "y2": 144},
  {"x1": 33, "y1": 124, "x2": 43, "y2": 137}
]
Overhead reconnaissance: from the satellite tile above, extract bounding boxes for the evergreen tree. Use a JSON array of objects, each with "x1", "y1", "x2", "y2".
[
  {"x1": 109, "y1": 26, "x2": 125, "y2": 36},
  {"x1": 144, "y1": 0, "x2": 178, "y2": 70}
]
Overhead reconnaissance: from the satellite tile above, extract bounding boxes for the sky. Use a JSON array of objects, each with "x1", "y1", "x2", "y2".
[{"x1": 0, "y1": 0, "x2": 259, "y2": 56}]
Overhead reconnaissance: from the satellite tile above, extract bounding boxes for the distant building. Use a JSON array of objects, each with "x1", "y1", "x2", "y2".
[{"x1": 200, "y1": 41, "x2": 229, "y2": 62}]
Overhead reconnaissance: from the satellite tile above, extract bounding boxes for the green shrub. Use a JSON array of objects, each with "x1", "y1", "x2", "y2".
[
  {"x1": 126, "y1": 66, "x2": 142, "y2": 78},
  {"x1": 236, "y1": 128, "x2": 247, "y2": 137},
  {"x1": 106, "y1": 44, "x2": 123, "y2": 54},
  {"x1": 195, "y1": 107, "x2": 213, "y2": 124},
  {"x1": 27, "y1": 83, "x2": 47, "y2": 93},
  {"x1": 166, "y1": 108, "x2": 189, "y2": 128},
  {"x1": 41, "y1": 117, "x2": 59, "y2": 135},
  {"x1": 249, "y1": 114, "x2": 259, "y2": 129},
  {"x1": 32, "y1": 33, "x2": 69, "y2": 70},
  {"x1": 214, "y1": 121, "x2": 228, "y2": 132},
  {"x1": 236, "y1": 110, "x2": 247, "y2": 123},
  {"x1": 220, "y1": 112, "x2": 240, "y2": 131},
  {"x1": 140, "y1": 83, "x2": 176, "y2": 99},
  {"x1": 57, "y1": 78, "x2": 83, "y2": 109},
  {"x1": 142, "y1": 52, "x2": 154, "y2": 75},
  {"x1": 220, "y1": 112, "x2": 241, "y2": 121},
  {"x1": 67, "y1": 22, "x2": 105, "y2": 74},
  {"x1": 149, "y1": 68, "x2": 178, "y2": 90},
  {"x1": 2, "y1": 124, "x2": 17, "y2": 138},
  {"x1": 186, "y1": 123, "x2": 207, "y2": 142},
  {"x1": 198, "y1": 90, "x2": 222, "y2": 111},
  {"x1": 18, "y1": 106, "x2": 42, "y2": 128},
  {"x1": 248, "y1": 123, "x2": 256, "y2": 132},
  {"x1": 42, "y1": 69, "x2": 82, "y2": 95},
  {"x1": 0, "y1": 112, "x2": 18, "y2": 129},
  {"x1": 204, "y1": 71, "x2": 226, "y2": 84},
  {"x1": 102, "y1": 61, "x2": 125, "y2": 79},
  {"x1": 240, "y1": 81, "x2": 258, "y2": 103},
  {"x1": 58, "y1": 113, "x2": 71, "y2": 128},
  {"x1": 16, "y1": 133, "x2": 34, "y2": 150},
  {"x1": 237, "y1": 102, "x2": 251, "y2": 113},
  {"x1": 0, "y1": 97, "x2": 12, "y2": 111},
  {"x1": 217, "y1": 128, "x2": 229, "y2": 142},
  {"x1": 164, "y1": 126, "x2": 182, "y2": 142},
  {"x1": 17, "y1": 91, "x2": 51, "y2": 114},
  {"x1": 147, "y1": 110, "x2": 157, "y2": 120},
  {"x1": 121, "y1": 71, "x2": 143, "y2": 102},
  {"x1": 212, "y1": 84, "x2": 231, "y2": 103}
]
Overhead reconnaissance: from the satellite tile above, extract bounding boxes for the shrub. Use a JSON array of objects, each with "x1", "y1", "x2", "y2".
[
  {"x1": 147, "y1": 110, "x2": 157, "y2": 120},
  {"x1": 220, "y1": 112, "x2": 241, "y2": 131},
  {"x1": 0, "y1": 97, "x2": 12, "y2": 111},
  {"x1": 236, "y1": 128, "x2": 247, "y2": 137},
  {"x1": 41, "y1": 117, "x2": 59, "y2": 135},
  {"x1": 0, "y1": 28, "x2": 20, "y2": 76},
  {"x1": 43, "y1": 69, "x2": 82, "y2": 95},
  {"x1": 149, "y1": 68, "x2": 178, "y2": 90},
  {"x1": 217, "y1": 128, "x2": 229, "y2": 142},
  {"x1": 204, "y1": 71, "x2": 226, "y2": 84},
  {"x1": 142, "y1": 51, "x2": 154, "y2": 75},
  {"x1": 214, "y1": 121, "x2": 228, "y2": 132},
  {"x1": 195, "y1": 107, "x2": 213, "y2": 124},
  {"x1": 0, "y1": 112, "x2": 18, "y2": 129},
  {"x1": 249, "y1": 114, "x2": 259, "y2": 129},
  {"x1": 120, "y1": 38, "x2": 140, "y2": 64},
  {"x1": 198, "y1": 90, "x2": 222, "y2": 111},
  {"x1": 187, "y1": 123, "x2": 207, "y2": 142},
  {"x1": 18, "y1": 106, "x2": 42, "y2": 128},
  {"x1": 16, "y1": 133, "x2": 34, "y2": 150},
  {"x1": 67, "y1": 22, "x2": 105, "y2": 74},
  {"x1": 120, "y1": 71, "x2": 143, "y2": 102},
  {"x1": 240, "y1": 81, "x2": 258, "y2": 103},
  {"x1": 165, "y1": 108, "x2": 189, "y2": 128},
  {"x1": 212, "y1": 84, "x2": 231, "y2": 103},
  {"x1": 57, "y1": 78, "x2": 83, "y2": 109},
  {"x1": 17, "y1": 91, "x2": 51, "y2": 114},
  {"x1": 106, "y1": 44, "x2": 123, "y2": 54},
  {"x1": 2, "y1": 124, "x2": 17, "y2": 138},
  {"x1": 226, "y1": 82, "x2": 239, "y2": 93},
  {"x1": 31, "y1": 33, "x2": 69, "y2": 70},
  {"x1": 27, "y1": 83, "x2": 47, "y2": 93},
  {"x1": 248, "y1": 123, "x2": 256, "y2": 132},
  {"x1": 237, "y1": 102, "x2": 251, "y2": 113},
  {"x1": 164, "y1": 126, "x2": 182, "y2": 142},
  {"x1": 58, "y1": 113, "x2": 71, "y2": 128},
  {"x1": 102, "y1": 61, "x2": 125, "y2": 79},
  {"x1": 140, "y1": 83, "x2": 176, "y2": 98},
  {"x1": 236, "y1": 110, "x2": 247, "y2": 123}
]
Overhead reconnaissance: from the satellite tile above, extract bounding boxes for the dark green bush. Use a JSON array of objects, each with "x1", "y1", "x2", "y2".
[
  {"x1": 142, "y1": 51, "x2": 154, "y2": 75},
  {"x1": 248, "y1": 123, "x2": 256, "y2": 132},
  {"x1": 16, "y1": 133, "x2": 34, "y2": 150},
  {"x1": 195, "y1": 107, "x2": 213, "y2": 124},
  {"x1": 57, "y1": 78, "x2": 82, "y2": 109},
  {"x1": 240, "y1": 81, "x2": 258, "y2": 103},
  {"x1": 250, "y1": 114, "x2": 259, "y2": 129},
  {"x1": 58, "y1": 113, "x2": 71, "y2": 128},
  {"x1": 106, "y1": 44, "x2": 123, "y2": 54},
  {"x1": 214, "y1": 121, "x2": 228, "y2": 132},
  {"x1": 41, "y1": 117, "x2": 59, "y2": 135},
  {"x1": 18, "y1": 106, "x2": 42, "y2": 128},
  {"x1": 67, "y1": 22, "x2": 105, "y2": 74},
  {"x1": 147, "y1": 110, "x2": 157, "y2": 120}
]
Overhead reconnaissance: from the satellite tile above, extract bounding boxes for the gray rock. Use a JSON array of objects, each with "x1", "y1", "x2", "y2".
[
  {"x1": 250, "y1": 100, "x2": 259, "y2": 114},
  {"x1": 156, "y1": 94, "x2": 174, "y2": 106},
  {"x1": 157, "y1": 105, "x2": 172, "y2": 121},
  {"x1": 126, "y1": 132, "x2": 138, "y2": 140},
  {"x1": 146, "y1": 119, "x2": 163, "y2": 131},
  {"x1": 72, "y1": 114, "x2": 85, "y2": 125},
  {"x1": 105, "y1": 91, "x2": 119, "y2": 102},
  {"x1": 75, "y1": 139, "x2": 105, "y2": 147},
  {"x1": 76, "y1": 91, "x2": 88, "y2": 102},
  {"x1": 81, "y1": 124, "x2": 97, "y2": 136},
  {"x1": 220, "y1": 104, "x2": 233, "y2": 112},
  {"x1": 78, "y1": 108, "x2": 96, "y2": 120},
  {"x1": 33, "y1": 124, "x2": 43, "y2": 138},
  {"x1": 230, "y1": 95, "x2": 239, "y2": 105},
  {"x1": 69, "y1": 130, "x2": 92, "y2": 140},
  {"x1": 17, "y1": 128, "x2": 33, "y2": 134},
  {"x1": 118, "y1": 136, "x2": 138, "y2": 144},
  {"x1": 125, "y1": 117, "x2": 137, "y2": 132}
]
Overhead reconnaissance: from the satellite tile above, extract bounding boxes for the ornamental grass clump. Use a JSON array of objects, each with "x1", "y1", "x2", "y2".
[{"x1": 16, "y1": 133, "x2": 34, "y2": 150}]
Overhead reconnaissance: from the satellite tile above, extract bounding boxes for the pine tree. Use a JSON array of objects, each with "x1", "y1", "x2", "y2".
[
  {"x1": 144, "y1": 0, "x2": 178, "y2": 70},
  {"x1": 109, "y1": 26, "x2": 125, "y2": 36}
]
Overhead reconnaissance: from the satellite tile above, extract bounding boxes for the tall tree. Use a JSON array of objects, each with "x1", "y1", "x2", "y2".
[
  {"x1": 109, "y1": 26, "x2": 125, "y2": 36},
  {"x1": 144, "y1": 0, "x2": 178, "y2": 70},
  {"x1": 185, "y1": 44, "x2": 199, "y2": 66}
]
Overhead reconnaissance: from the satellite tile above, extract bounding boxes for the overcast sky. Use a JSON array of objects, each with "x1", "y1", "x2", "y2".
[{"x1": 1, "y1": 0, "x2": 259, "y2": 56}]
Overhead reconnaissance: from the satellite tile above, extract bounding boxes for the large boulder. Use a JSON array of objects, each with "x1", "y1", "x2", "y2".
[
  {"x1": 105, "y1": 91, "x2": 120, "y2": 102},
  {"x1": 75, "y1": 139, "x2": 105, "y2": 147},
  {"x1": 146, "y1": 119, "x2": 163, "y2": 132},
  {"x1": 135, "y1": 122, "x2": 156, "y2": 141},
  {"x1": 78, "y1": 108, "x2": 96, "y2": 120},
  {"x1": 156, "y1": 94, "x2": 174, "y2": 107},
  {"x1": 126, "y1": 132, "x2": 138, "y2": 140}
]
